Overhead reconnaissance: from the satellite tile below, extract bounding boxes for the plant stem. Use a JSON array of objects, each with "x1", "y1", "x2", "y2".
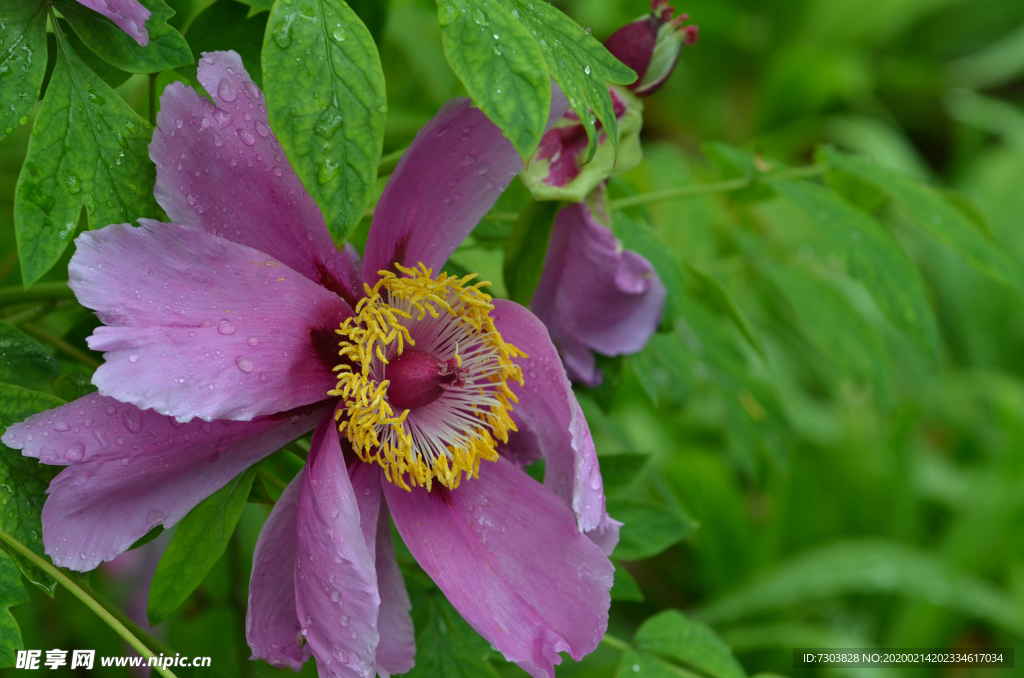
[
  {"x1": 21, "y1": 323, "x2": 101, "y2": 368},
  {"x1": 601, "y1": 633, "x2": 631, "y2": 651},
  {"x1": 0, "y1": 282, "x2": 75, "y2": 306},
  {"x1": 0, "y1": 528, "x2": 179, "y2": 678},
  {"x1": 609, "y1": 163, "x2": 829, "y2": 210},
  {"x1": 0, "y1": 251, "x2": 18, "y2": 283},
  {"x1": 93, "y1": 590, "x2": 177, "y2": 658},
  {"x1": 3, "y1": 301, "x2": 62, "y2": 326},
  {"x1": 149, "y1": 73, "x2": 158, "y2": 127},
  {"x1": 378, "y1": 146, "x2": 407, "y2": 175}
]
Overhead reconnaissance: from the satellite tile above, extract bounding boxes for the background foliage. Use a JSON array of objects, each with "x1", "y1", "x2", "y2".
[{"x1": 1, "y1": 0, "x2": 1023, "y2": 676}]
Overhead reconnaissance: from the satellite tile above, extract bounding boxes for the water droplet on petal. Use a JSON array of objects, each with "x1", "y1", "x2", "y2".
[
  {"x1": 218, "y1": 319, "x2": 236, "y2": 335},
  {"x1": 238, "y1": 128, "x2": 256, "y2": 146},
  {"x1": 218, "y1": 79, "x2": 238, "y2": 102},
  {"x1": 235, "y1": 356, "x2": 254, "y2": 373},
  {"x1": 64, "y1": 443, "x2": 85, "y2": 462},
  {"x1": 122, "y1": 408, "x2": 143, "y2": 434}
]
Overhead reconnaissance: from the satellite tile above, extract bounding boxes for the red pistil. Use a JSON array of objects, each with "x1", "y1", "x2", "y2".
[{"x1": 386, "y1": 349, "x2": 468, "y2": 411}]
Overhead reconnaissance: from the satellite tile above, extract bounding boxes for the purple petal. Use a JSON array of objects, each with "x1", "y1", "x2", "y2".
[
  {"x1": 361, "y1": 99, "x2": 524, "y2": 282},
  {"x1": 532, "y1": 202, "x2": 665, "y2": 379},
  {"x1": 247, "y1": 476, "x2": 310, "y2": 672},
  {"x1": 384, "y1": 456, "x2": 614, "y2": 678},
  {"x1": 373, "y1": 500, "x2": 415, "y2": 677},
  {"x1": 295, "y1": 417, "x2": 380, "y2": 677},
  {"x1": 3, "y1": 394, "x2": 330, "y2": 571},
  {"x1": 70, "y1": 221, "x2": 351, "y2": 422},
  {"x1": 76, "y1": 0, "x2": 150, "y2": 46},
  {"x1": 490, "y1": 300, "x2": 610, "y2": 535},
  {"x1": 150, "y1": 50, "x2": 362, "y2": 307},
  {"x1": 603, "y1": 18, "x2": 659, "y2": 86}
]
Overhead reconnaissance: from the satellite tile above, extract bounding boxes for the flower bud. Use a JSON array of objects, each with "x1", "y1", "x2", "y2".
[{"x1": 604, "y1": 0, "x2": 698, "y2": 97}]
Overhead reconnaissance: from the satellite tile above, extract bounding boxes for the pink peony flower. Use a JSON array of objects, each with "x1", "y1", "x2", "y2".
[
  {"x1": 2, "y1": 51, "x2": 619, "y2": 678},
  {"x1": 76, "y1": 0, "x2": 151, "y2": 46}
]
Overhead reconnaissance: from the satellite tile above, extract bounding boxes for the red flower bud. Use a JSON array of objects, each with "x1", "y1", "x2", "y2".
[{"x1": 603, "y1": 0, "x2": 698, "y2": 97}]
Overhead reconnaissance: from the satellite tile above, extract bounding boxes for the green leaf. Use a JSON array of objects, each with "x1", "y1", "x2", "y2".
[
  {"x1": 599, "y1": 452, "x2": 651, "y2": 492},
  {"x1": 823, "y1": 147, "x2": 1024, "y2": 293},
  {"x1": 634, "y1": 610, "x2": 747, "y2": 678},
  {"x1": 702, "y1": 141, "x2": 775, "y2": 203},
  {"x1": 611, "y1": 562, "x2": 644, "y2": 602},
  {"x1": 178, "y1": 0, "x2": 268, "y2": 87},
  {"x1": 617, "y1": 649, "x2": 699, "y2": 678},
  {"x1": 767, "y1": 265, "x2": 891, "y2": 396},
  {"x1": 437, "y1": 0, "x2": 550, "y2": 159},
  {"x1": 0, "y1": 549, "x2": 28, "y2": 668},
  {"x1": 607, "y1": 499, "x2": 697, "y2": 561},
  {"x1": 55, "y1": 21, "x2": 132, "y2": 89},
  {"x1": 628, "y1": 331, "x2": 693, "y2": 408},
  {"x1": 503, "y1": 198, "x2": 562, "y2": 304},
  {"x1": 262, "y1": 0, "x2": 387, "y2": 242},
  {"x1": 53, "y1": 0, "x2": 193, "y2": 73},
  {"x1": 438, "y1": 0, "x2": 635, "y2": 160},
  {"x1": 685, "y1": 265, "x2": 765, "y2": 359},
  {"x1": 0, "y1": 319, "x2": 60, "y2": 389},
  {"x1": 146, "y1": 464, "x2": 258, "y2": 625},
  {"x1": 775, "y1": 180, "x2": 940, "y2": 358},
  {"x1": 504, "y1": 0, "x2": 636, "y2": 161},
  {"x1": 406, "y1": 589, "x2": 500, "y2": 678},
  {"x1": 0, "y1": 0, "x2": 47, "y2": 142},
  {"x1": 0, "y1": 384, "x2": 64, "y2": 596},
  {"x1": 14, "y1": 21, "x2": 160, "y2": 286},
  {"x1": 128, "y1": 525, "x2": 164, "y2": 551},
  {"x1": 697, "y1": 539, "x2": 1024, "y2": 634}
]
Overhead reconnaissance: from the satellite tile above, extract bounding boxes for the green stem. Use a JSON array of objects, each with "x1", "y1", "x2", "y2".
[
  {"x1": 0, "y1": 251, "x2": 18, "y2": 283},
  {"x1": 609, "y1": 163, "x2": 829, "y2": 210},
  {"x1": 93, "y1": 591, "x2": 177, "y2": 658},
  {"x1": 0, "y1": 282, "x2": 75, "y2": 306},
  {"x1": 0, "y1": 529, "x2": 179, "y2": 678},
  {"x1": 3, "y1": 301, "x2": 61, "y2": 326},
  {"x1": 601, "y1": 633, "x2": 631, "y2": 651},
  {"x1": 21, "y1": 323, "x2": 101, "y2": 368},
  {"x1": 378, "y1": 146, "x2": 407, "y2": 175},
  {"x1": 149, "y1": 73, "x2": 158, "y2": 127}
]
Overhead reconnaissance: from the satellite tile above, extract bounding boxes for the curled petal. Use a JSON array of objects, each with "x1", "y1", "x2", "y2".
[
  {"x1": 385, "y1": 456, "x2": 613, "y2": 678},
  {"x1": 490, "y1": 300, "x2": 612, "y2": 538},
  {"x1": 531, "y1": 202, "x2": 665, "y2": 385},
  {"x1": 76, "y1": 0, "x2": 150, "y2": 46},
  {"x1": 295, "y1": 416, "x2": 380, "y2": 677},
  {"x1": 1, "y1": 395, "x2": 330, "y2": 571},
  {"x1": 247, "y1": 476, "x2": 310, "y2": 672},
  {"x1": 150, "y1": 50, "x2": 362, "y2": 306},
  {"x1": 71, "y1": 221, "x2": 351, "y2": 423},
  {"x1": 373, "y1": 500, "x2": 415, "y2": 677}
]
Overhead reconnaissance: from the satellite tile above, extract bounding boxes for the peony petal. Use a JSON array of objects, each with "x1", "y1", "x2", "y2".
[
  {"x1": 490, "y1": 300, "x2": 609, "y2": 534},
  {"x1": 70, "y1": 221, "x2": 351, "y2": 422},
  {"x1": 75, "y1": 0, "x2": 150, "y2": 46},
  {"x1": 373, "y1": 500, "x2": 415, "y2": 677},
  {"x1": 295, "y1": 417, "x2": 380, "y2": 677},
  {"x1": 150, "y1": 50, "x2": 362, "y2": 307},
  {"x1": 21, "y1": 398, "x2": 329, "y2": 571},
  {"x1": 384, "y1": 456, "x2": 614, "y2": 678},
  {"x1": 247, "y1": 475, "x2": 310, "y2": 672},
  {"x1": 361, "y1": 99, "x2": 524, "y2": 282},
  {"x1": 531, "y1": 202, "x2": 665, "y2": 382}
]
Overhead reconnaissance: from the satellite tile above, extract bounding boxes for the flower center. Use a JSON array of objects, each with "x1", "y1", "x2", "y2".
[{"x1": 328, "y1": 264, "x2": 525, "y2": 491}]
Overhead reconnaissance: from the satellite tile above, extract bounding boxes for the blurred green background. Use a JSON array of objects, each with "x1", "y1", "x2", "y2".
[{"x1": 2, "y1": 0, "x2": 1024, "y2": 676}]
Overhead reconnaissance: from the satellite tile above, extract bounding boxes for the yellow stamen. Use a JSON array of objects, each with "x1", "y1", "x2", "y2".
[{"x1": 327, "y1": 263, "x2": 525, "y2": 491}]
